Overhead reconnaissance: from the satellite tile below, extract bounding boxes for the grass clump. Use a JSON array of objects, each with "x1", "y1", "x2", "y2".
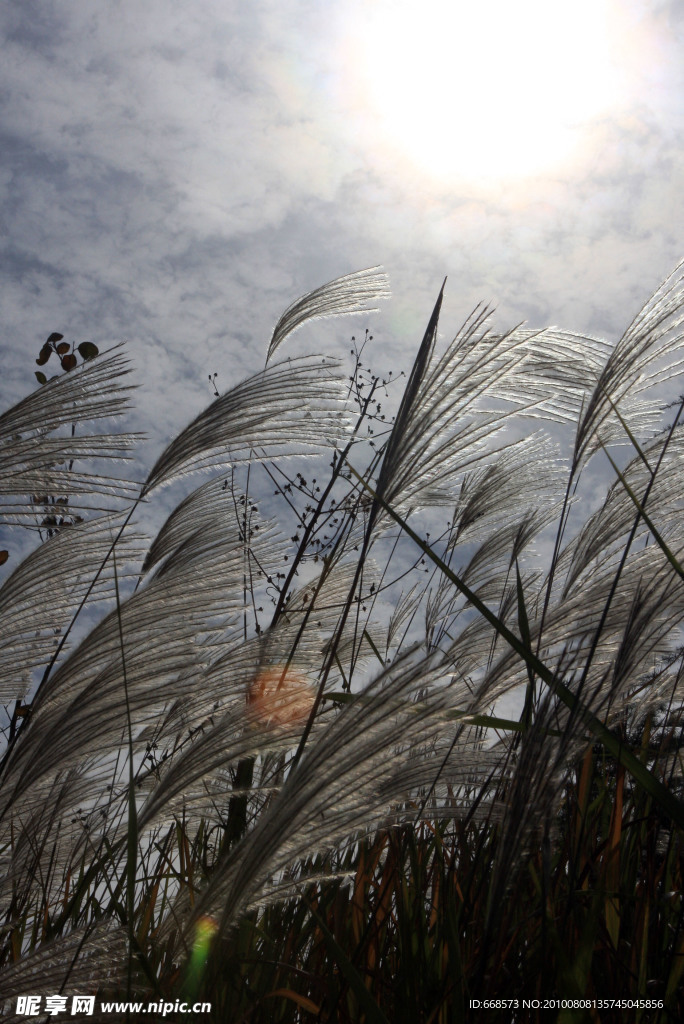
[{"x1": 1, "y1": 264, "x2": 683, "y2": 1022}]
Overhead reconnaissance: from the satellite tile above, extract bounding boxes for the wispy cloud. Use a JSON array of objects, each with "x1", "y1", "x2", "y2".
[{"x1": 0, "y1": 0, "x2": 682, "y2": 471}]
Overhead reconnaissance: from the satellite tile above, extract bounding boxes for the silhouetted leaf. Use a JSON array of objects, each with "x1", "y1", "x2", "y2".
[
  {"x1": 77, "y1": 342, "x2": 99, "y2": 360},
  {"x1": 47, "y1": 333, "x2": 64, "y2": 344},
  {"x1": 36, "y1": 344, "x2": 52, "y2": 366},
  {"x1": 56, "y1": 342, "x2": 70, "y2": 356},
  {"x1": 34, "y1": 371, "x2": 47, "y2": 385},
  {"x1": 60, "y1": 354, "x2": 77, "y2": 372},
  {"x1": 0, "y1": 550, "x2": 8, "y2": 566}
]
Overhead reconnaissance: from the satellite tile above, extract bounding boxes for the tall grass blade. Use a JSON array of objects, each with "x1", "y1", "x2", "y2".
[
  {"x1": 347, "y1": 462, "x2": 684, "y2": 830},
  {"x1": 601, "y1": 444, "x2": 684, "y2": 582}
]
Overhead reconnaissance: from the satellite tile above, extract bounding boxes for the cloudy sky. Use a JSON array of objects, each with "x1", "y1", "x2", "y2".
[{"x1": 1, "y1": 0, "x2": 683, "y2": 468}]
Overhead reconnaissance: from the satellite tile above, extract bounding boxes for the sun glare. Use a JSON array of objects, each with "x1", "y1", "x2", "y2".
[
  {"x1": 247, "y1": 666, "x2": 316, "y2": 729},
  {"x1": 352, "y1": 0, "x2": 627, "y2": 183}
]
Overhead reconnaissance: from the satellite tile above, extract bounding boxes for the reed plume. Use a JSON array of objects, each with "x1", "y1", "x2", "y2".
[{"x1": 1, "y1": 265, "x2": 683, "y2": 1017}]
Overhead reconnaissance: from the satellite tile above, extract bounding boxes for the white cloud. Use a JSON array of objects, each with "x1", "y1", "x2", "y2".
[{"x1": 0, "y1": 0, "x2": 682, "y2": 474}]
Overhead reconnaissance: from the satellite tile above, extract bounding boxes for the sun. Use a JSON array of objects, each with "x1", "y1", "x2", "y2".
[{"x1": 350, "y1": 0, "x2": 627, "y2": 183}]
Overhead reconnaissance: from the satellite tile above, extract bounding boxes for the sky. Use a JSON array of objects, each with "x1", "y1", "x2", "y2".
[{"x1": 1, "y1": 0, "x2": 683, "y2": 478}]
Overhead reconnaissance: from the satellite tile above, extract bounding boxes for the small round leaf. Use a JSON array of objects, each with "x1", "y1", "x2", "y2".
[
  {"x1": 47, "y1": 333, "x2": 64, "y2": 344},
  {"x1": 77, "y1": 342, "x2": 99, "y2": 360},
  {"x1": 0, "y1": 550, "x2": 8, "y2": 566},
  {"x1": 56, "y1": 342, "x2": 70, "y2": 355},
  {"x1": 60, "y1": 353, "x2": 77, "y2": 372},
  {"x1": 35, "y1": 371, "x2": 47, "y2": 385}
]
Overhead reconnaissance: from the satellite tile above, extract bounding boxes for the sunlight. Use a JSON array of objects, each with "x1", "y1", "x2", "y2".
[{"x1": 353, "y1": 0, "x2": 627, "y2": 182}]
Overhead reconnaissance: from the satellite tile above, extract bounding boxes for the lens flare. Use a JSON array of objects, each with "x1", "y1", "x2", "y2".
[
  {"x1": 247, "y1": 666, "x2": 316, "y2": 728},
  {"x1": 184, "y1": 915, "x2": 218, "y2": 998}
]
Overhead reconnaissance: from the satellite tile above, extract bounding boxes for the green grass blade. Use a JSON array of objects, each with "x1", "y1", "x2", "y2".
[
  {"x1": 598, "y1": 385, "x2": 654, "y2": 477},
  {"x1": 346, "y1": 462, "x2": 684, "y2": 831},
  {"x1": 601, "y1": 444, "x2": 684, "y2": 582},
  {"x1": 307, "y1": 903, "x2": 390, "y2": 1024},
  {"x1": 112, "y1": 545, "x2": 138, "y2": 1003},
  {"x1": 515, "y1": 560, "x2": 535, "y2": 731},
  {"x1": 363, "y1": 628, "x2": 386, "y2": 668},
  {"x1": 325, "y1": 691, "x2": 557, "y2": 736}
]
